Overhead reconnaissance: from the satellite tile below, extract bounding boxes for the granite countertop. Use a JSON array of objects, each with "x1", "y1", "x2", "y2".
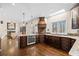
[
  {"x1": 20, "y1": 34, "x2": 79, "y2": 40},
  {"x1": 19, "y1": 34, "x2": 27, "y2": 36},
  {"x1": 45, "y1": 34, "x2": 79, "y2": 40},
  {"x1": 19, "y1": 33, "x2": 79, "y2": 56}
]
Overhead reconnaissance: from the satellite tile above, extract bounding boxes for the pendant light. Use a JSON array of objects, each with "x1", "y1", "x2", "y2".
[{"x1": 22, "y1": 12, "x2": 25, "y2": 26}]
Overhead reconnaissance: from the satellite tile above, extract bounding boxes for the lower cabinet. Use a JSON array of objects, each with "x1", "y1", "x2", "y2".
[
  {"x1": 19, "y1": 36, "x2": 27, "y2": 48},
  {"x1": 44, "y1": 35, "x2": 53, "y2": 44},
  {"x1": 44, "y1": 35, "x2": 61, "y2": 49},
  {"x1": 36, "y1": 35, "x2": 39, "y2": 43},
  {"x1": 44, "y1": 35, "x2": 76, "y2": 52},
  {"x1": 38, "y1": 35, "x2": 45, "y2": 43},
  {"x1": 44, "y1": 35, "x2": 49, "y2": 44},
  {"x1": 61, "y1": 37, "x2": 76, "y2": 52},
  {"x1": 51, "y1": 36, "x2": 61, "y2": 48},
  {"x1": 70, "y1": 39, "x2": 76, "y2": 49},
  {"x1": 61, "y1": 37, "x2": 71, "y2": 52}
]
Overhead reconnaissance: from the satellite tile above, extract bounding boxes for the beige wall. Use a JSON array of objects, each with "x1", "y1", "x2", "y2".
[
  {"x1": 0, "y1": 16, "x2": 20, "y2": 39},
  {"x1": 0, "y1": 16, "x2": 7, "y2": 39}
]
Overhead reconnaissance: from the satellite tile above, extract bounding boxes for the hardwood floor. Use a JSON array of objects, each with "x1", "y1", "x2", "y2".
[{"x1": 0, "y1": 38, "x2": 69, "y2": 56}]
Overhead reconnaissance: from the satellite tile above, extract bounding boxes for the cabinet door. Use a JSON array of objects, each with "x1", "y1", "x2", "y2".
[
  {"x1": 45, "y1": 35, "x2": 50, "y2": 44},
  {"x1": 36, "y1": 35, "x2": 40, "y2": 43},
  {"x1": 44, "y1": 35, "x2": 48, "y2": 43},
  {"x1": 38, "y1": 35, "x2": 45, "y2": 43},
  {"x1": 19, "y1": 36, "x2": 27, "y2": 48},
  {"x1": 61, "y1": 37, "x2": 71, "y2": 52},
  {"x1": 52, "y1": 36, "x2": 61, "y2": 48},
  {"x1": 44, "y1": 35, "x2": 52, "y2": 44},
  {"x1": 48, "y1": 36, "x2": 53, "y2": 45},
  {"x1": 70, "y1": 39, "x2": 76, "y2": 48}
]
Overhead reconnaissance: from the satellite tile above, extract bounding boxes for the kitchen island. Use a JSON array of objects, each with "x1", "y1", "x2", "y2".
[{"x1": 19, "y1": 34, "x2": 79, "y2": 56}]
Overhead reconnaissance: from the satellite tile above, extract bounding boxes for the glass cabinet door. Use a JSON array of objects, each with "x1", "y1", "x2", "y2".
[
  {"x1": 52, "y1": 20, "x2": 66, "y2": 34},
  {"x1": 52, "y1": 22, "x2": 57, "y2": 33}
]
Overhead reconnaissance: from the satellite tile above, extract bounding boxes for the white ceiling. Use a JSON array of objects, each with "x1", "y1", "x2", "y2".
[{"x1": 0, "y1": 3, "x2": 76, "y2": 21}]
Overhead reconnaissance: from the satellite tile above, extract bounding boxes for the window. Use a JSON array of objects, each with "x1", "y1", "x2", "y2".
[{"x1": 52, "y1": 20, "x2": 66, "y2": 34}]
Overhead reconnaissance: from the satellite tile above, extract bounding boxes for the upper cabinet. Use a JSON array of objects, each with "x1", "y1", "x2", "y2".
[
  {"x1": 72, "y1": 7, "x2": 79, "y2": 29},
  {"x1": 52, "y1": 20, "x2": 66, "y2": 34}
]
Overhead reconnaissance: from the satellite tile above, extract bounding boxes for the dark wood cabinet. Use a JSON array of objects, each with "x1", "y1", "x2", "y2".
[
  {"x1": 52, "y1": 36, "x2": 61, "y2": 48},
  {"x1": 61, "y1": 37, "x2": 76, "y2": 52},
  {"x1": 19, "y1": 36, "x2": 27, "y2": 48},
  {"x1": 38, "y1": 35, "x2": 45, "y2": 43},
  {"x1": 44, "y1": 35, "x2": 76, "y2": 52},
  {"x1": 36, "y1": 35, "x2": 40, "y2": 43},
  {"x1": 70, "y1": 38, "x2": 76, "y2": 48},
  {"x1": 36, "y1": 35, "x2": 45, "y2": 43},
  {"x1": 44, "y1": 35, "x2": 61, "y2": 49},
  {"x1": 44, "y1": 35, "x2": 51, "y2": 44},
  {"x1": 61, "y1": 37, "x2": 71, "y2": 52}
]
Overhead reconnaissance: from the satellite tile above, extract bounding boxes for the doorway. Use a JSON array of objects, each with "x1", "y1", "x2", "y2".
[{"x1": 7, "y1": 22, "x2": 16, "y2": 39}]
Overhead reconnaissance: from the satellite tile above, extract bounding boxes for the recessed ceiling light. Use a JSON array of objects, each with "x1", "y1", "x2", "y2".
[{"x1": 12, "y1": 3, "x2": 15, "y2": 6}]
